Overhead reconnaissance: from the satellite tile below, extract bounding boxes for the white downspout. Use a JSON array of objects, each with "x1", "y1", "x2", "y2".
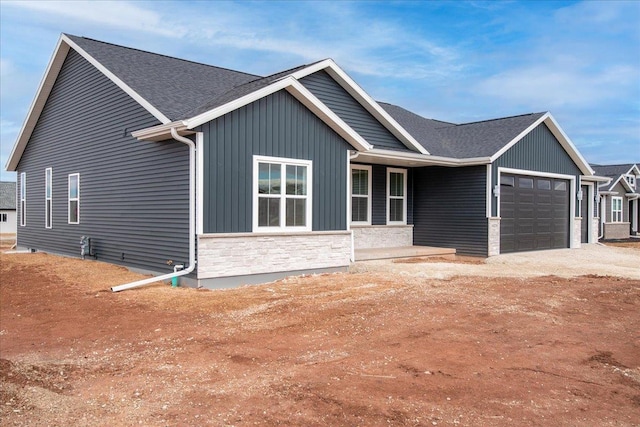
[{"x1": 111, "y1": 127, "x2": 197, "y2": 292}]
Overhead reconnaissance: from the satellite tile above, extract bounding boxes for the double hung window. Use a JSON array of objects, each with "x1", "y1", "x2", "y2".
[
  {"x1": 387, "y1": 168, "x2": 407, "y2": 224},
  {"x1": 254, "y1": 156, "x2": 311, "y2": 231},
  {"x1": 351, "y1": 165, "x2": 371, "y2": 224},
  {"x1": 20, "y1": 172, "x2": 26, "y2": 226},
  {"x1": 45, "y1": 168, "x2": 52, "y2": 228},
  {"x1": 611, "y1": 197, "x2": 623, "y2": 223},
  {"x1": 68, "y1": 174, "x2": 80, "y2": 224}
]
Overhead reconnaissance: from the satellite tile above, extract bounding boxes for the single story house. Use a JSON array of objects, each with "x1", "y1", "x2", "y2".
[
  {"x1": 591, "y1": 163, "x2": 640, "y2": 239},
  {"x1": 0, "y1": 181, "x2": 17, "y2": 234},
  {"x1": 5, "y1": 34, "x2": 605, "y2": 288}
]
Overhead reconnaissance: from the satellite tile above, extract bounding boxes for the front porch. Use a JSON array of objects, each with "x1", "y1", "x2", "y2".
[{"x1": 354, "y1": 245, "x2": 456, "y2": 261}]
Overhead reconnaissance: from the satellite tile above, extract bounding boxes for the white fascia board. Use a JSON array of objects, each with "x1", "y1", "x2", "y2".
[
  {"x1": 625, "y1": 164, "x2": 640, "y2": 175},
  {"x1": 489, "y1": 112, "x2": 593, "y2": 176},
  {"x1": 5, "y1": 36, "x2": 69, "y2": 171},
  {"x1": 291, "y1": 59, "x2": 430, "y2": 155},
  {"x1": 62, "y1": 35, "x2": 170, "y2": 125},
  {"x1": 131, "y1": 121, "x2": 189, "y2": 141},
  {"x1": 581, "y1": 175, "x2": 612, "y2": 183},
  {"x1": 182, "y1": 76, "x2": 372, "y2": 152},
  {"x1": 361, "y1": 148, "x2": 490, "y2": 167}
]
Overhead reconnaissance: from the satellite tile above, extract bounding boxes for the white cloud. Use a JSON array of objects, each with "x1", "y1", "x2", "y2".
[
  {"x1": 4, "y1": 0, "x2": 187, "y2": 38},
  {"x1": 476, "y1": 64, "x2": 638, "y2": 108}
]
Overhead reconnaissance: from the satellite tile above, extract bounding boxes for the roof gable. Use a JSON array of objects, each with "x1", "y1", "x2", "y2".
[{"x1": 591, "y1": 163, "x2": 639, "y2": 191}]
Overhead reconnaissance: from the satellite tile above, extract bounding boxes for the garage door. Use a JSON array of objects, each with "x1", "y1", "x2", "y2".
[{"x1": 500, "y1": 173, "x2": 570, "y2": 253}]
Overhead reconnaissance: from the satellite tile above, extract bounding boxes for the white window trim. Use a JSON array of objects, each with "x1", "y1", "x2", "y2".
[
  {"x1": 350, "y1": 164, "x2": 372, "y2": 225},
  {"x1": 252, "y1": 155, "x2": 312, "y2": 232},
  {"x1": 68, "y1": 173, "x2": 80, "y2": 225},
  {"x1": 611, "y1": 196, "x2": 623, "y2": 223},
  {"x1": 45, "y1": 167, "x2": 52, "y2": 229},
  {"x1": 387, "y1": 167, "x2": 407, "y2": 225},
  {"x1": 20, "y1": 172, "x2": 26, "y2": 226}
]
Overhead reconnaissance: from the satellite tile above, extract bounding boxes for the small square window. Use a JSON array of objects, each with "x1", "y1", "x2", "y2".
[
  {"x1": 537, "y1": 179, "x2": 551, "y2": 190},
  {"x1": 554, "y1": 181, "x2": 567, "y2": 191},
  {"x1": 518, "y1": 177, "x2": 534, "y2": 189},
  {"x1": 500, "y1": 175, "x2": 515, "y2": 187}
]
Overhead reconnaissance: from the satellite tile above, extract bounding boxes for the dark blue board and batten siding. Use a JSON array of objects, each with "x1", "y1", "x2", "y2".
[
  {"x1": 199, "y1": 90, "x2": 353, "y2": 233},
  {"x1": 413, "y1": 166, "x2": 488, "y2": 256},
  {"x1": 16, "y1": 49, "x2": 190, "y2": 273},
  {"x1": 492, "y1": 123, "x2": 582, "y2": 216},
  {"x1": 300, "y1": 71, "x2": 411, "y2": 152}
]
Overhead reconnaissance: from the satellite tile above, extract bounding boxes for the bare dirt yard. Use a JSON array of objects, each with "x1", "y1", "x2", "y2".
[{"x1": 1, "y1": 243, "x2": 639, "y2": 426}]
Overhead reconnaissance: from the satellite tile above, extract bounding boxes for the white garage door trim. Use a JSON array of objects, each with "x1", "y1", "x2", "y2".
[{"x1": 497, "y1": 167, "x2": 577, "y2": 250}]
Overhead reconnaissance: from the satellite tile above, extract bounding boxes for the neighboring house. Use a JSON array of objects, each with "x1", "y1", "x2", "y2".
[
  {"x1": 0, "y1": 181, "x2": 17, "y2": 234},
  {"x1": 591, "y1": 164, "x2": 640, "y2": 239},
  {"x1": 5, "y1": 34, "x2": 604, "y2": 288}
]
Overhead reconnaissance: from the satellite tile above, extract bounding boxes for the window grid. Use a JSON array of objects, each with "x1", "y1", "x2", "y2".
[
  {"x1": 351, "y1": 165, "x2": 371, "y2": 225},
  {"x1": 387, "y1": 168, "x2": 407, "y2": 225},
  {"x1": 254, "y1": 156, "x2": 312, "y2": 232},
  {"x1": 611, "y1": 197, "x2": 623, "y2": 223}
]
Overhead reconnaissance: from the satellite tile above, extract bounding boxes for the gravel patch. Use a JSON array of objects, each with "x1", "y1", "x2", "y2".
[{"x1": 351, "y1": 244, "x2": 640, "y2": 280}]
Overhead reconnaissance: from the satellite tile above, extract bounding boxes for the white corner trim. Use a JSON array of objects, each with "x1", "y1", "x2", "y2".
[
  {"x1": 486, "y1": 164, "x2": 492, "y2": 218},
  {"x1": 196, "y1": 131, "x2": 204, "y2": 235},
  {"x1": 291, "y1": 59, "x2": 430, "y2": 155},
  {"x1": 62, "y1": 35, "x2": 171, "y2": 125}
]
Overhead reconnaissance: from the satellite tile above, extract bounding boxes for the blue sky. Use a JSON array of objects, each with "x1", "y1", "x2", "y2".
[{"x1": 1, "y1": 0, "x2": 639, "y2": 181}]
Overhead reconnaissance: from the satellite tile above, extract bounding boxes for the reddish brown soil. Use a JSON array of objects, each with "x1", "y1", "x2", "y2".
[{"x1": 1, "y1": 252, "x2": 639, "y2": 426}]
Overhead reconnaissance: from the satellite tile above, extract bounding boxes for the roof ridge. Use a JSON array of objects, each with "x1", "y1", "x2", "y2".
[
  {"x1": 456, "y1": 112, "x2": 545, "y2": 126},
  {"x1": 66, "y1": 34, "x2": 262, "y2": 79}
]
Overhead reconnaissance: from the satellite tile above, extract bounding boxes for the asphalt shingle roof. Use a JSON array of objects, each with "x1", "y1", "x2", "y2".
[
  {"x1": 67, "y1": 35, "x2": 260, "y2": 121},
  {"x1": 380, "y1": 102, "x2": 545, "y2": 158},
  {"x1": 66, "y1": 35, "x2": 553, "y2": 160},
  {"x1": 0, "y1": 182, "x2": 16, "y2": 210},
  {"x1": 590, "y1": 163, "x2": 638, "y2": 191}
]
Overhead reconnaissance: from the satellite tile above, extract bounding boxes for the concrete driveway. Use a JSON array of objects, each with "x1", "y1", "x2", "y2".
[{"x1": 352, "y1": 244, "x2": 640, "y2": 280}]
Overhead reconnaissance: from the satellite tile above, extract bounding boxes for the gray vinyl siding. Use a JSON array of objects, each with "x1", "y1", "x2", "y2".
[
  {"x1": 413, "y1": 166, "x2": 488, "y2": 256},
  {"x1": 199, "y1": 90, "x2": 353, "y2": 233},
  {"x1": 300, "y1": 70, "x2": 410, "y2": 152},
  {"x1": 365, "y1": 164, "x2": 413, "y2": 225},
  {"x1": 16, "y1": 49, "x2": 190, "y2": 274},
  {"x1": 492, "y1": 123, "x2": 582, "y2": 216}
]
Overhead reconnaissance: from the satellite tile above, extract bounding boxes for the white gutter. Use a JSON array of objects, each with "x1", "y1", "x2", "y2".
[{"x1": 111, "y1": 127, "x2": 197, "y2": 292}]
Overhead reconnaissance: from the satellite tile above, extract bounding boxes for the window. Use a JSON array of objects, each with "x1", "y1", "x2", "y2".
[
  {"x1": 253, "y1": 156, "x2": 312, "y2": 231},
  {"x1": 0, "y1": 213, "x2": 7, "y2": 222},
  {"x1": 554, "y1": 181, "x2": 567, "y2": 191},
  {"x1": 500, "y1": 175, "x2": 515, "y2": 187},
  {"x1": 612, "y1": 197, "x2": 623, "y2": 223},
  {"x1": 625, "y1": 175, "x2": 636, "y2": 188},
  {"x1": 20, "y1": 172, "x2": 26, "y2": 226},
  {"x1": 68, "y1": 174, "x2": 80, "y2": 224},
  {"x1": 518, "y1": 177, "x2": 534, "y2": 189},
  {"x1": 387, "y1": 168, "x2": 407, "y2": 224},
  {"x1": 45, "y1": 168, "x2": 52, "y2": 228},
  {"x1": 351, "y1": 165, "x2": 371, "y2": 224},
  {"x1": 537, "y1": 179, "x2": 551, "y2": 190}
]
